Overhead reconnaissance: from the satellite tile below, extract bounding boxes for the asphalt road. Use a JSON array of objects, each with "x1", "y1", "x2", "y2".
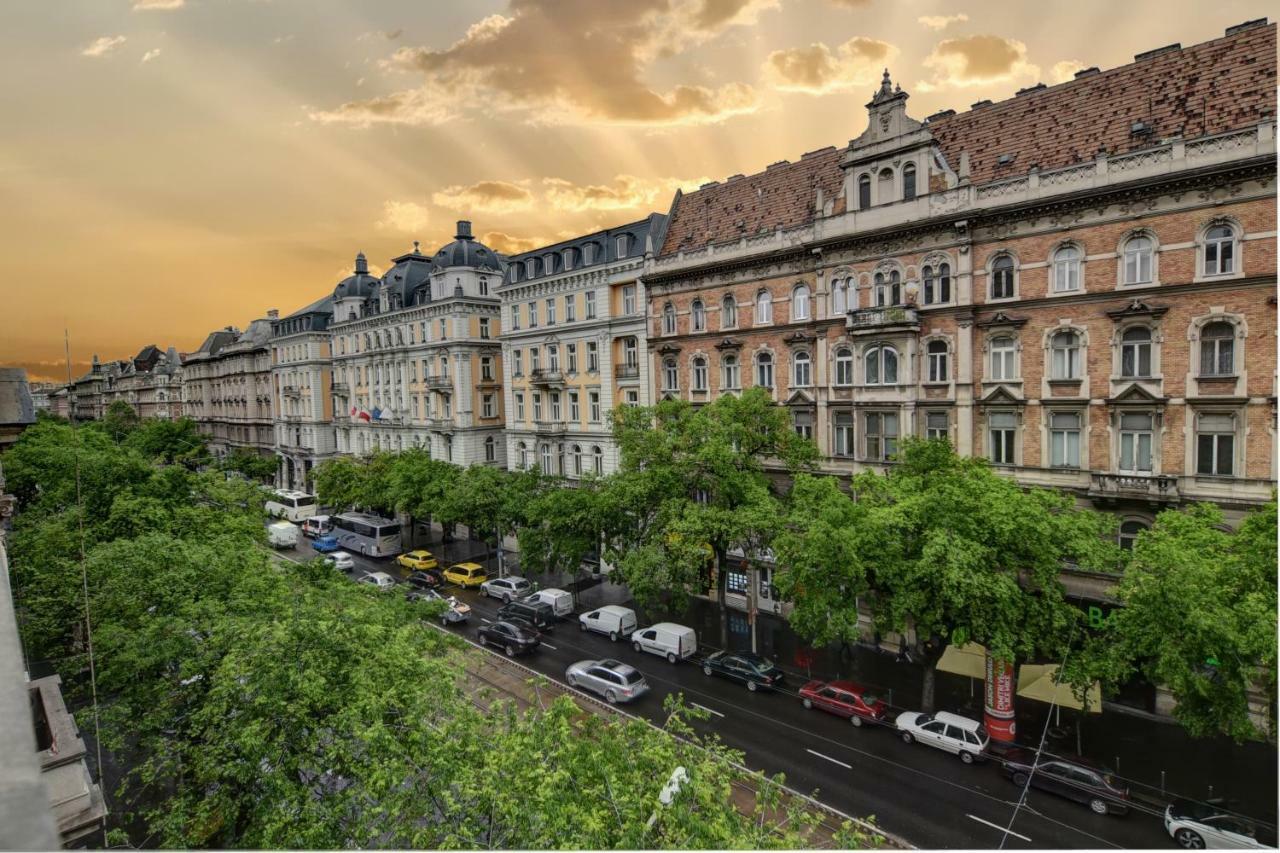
[{"x1": 274, "y1": 539, "x2": 1179, "y2": 850}]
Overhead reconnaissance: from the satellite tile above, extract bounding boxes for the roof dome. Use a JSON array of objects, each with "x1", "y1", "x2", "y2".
[
  {"x1": 432, "y1": 221, "x2": 502, "y2": 272},
  {"x1": 384, "y1": 242, "x2": 435, "y2": 305},
  {"x1": 333, "y1": 251, "x2": 381, "y2": 300}
]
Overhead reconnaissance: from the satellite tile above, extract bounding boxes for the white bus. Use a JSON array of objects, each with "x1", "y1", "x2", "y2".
[
  {"x1": 265, "y1": 489, "x2": 319, "y2": 522},
  {"x1": 332, "y1": 512, "x2": 403, "y2": 558}
]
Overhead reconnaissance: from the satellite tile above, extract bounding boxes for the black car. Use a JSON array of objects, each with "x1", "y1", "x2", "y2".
[
  {"x1": 477, "y1": 620, "x2": 541, "y2": 657},
  {"x1": 496, "y1": 600, "x2": 556, "y2": 632},
  {"x1": 700, "y1": 651, "x2": 785, "y2": 692},
  {"x1": 1001, "y1": 749, "x2": 1130, "y2": 816},
  {"x1": 406, "y1": 569, "x2": 444, "y2": 590}
]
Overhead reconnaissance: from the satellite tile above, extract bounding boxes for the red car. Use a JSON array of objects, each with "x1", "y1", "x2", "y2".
[{"x1": 799, "y1": 680, "x2": 887, "y2": 727}]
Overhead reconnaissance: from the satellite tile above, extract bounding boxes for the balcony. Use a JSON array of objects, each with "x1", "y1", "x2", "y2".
[
  {"x1": 615, "y1": 364, "x2": 640, "y2": 380},
  {"x1": 281, "y1": 385, "x2": 301, "y2": 398},
  {"x1": 331, "y1": 382, "x2": 349, "y2": 394},
  {"x1": 425, "y1": 376, "x2": 452, "y2": 390},
  {"x1": 529, "y1": 369, "x2": 564, "y2": 387},
  {"x1": 847, "y1": 306, "x2": 919, "y2": 333},
  {"x1": 1088, "y1": 472, "x2": 1180, "y2": 503},
  {"x1": 533, "y1": 420, "x2": 566, "y2": 437}
]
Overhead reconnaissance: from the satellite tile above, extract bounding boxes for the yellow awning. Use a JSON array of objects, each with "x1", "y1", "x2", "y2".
[
  {"x1": 936, "y1": 642, "x2": 987, "y2": 679},
  {"x1": 1017, "y1": 664, "x2": 1102, "y2": 713}
]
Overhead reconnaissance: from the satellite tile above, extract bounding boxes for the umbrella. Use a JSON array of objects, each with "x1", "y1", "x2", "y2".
[
  {"x1": 1017, "y1": 664, "x2": 1102, "y2": 726},
  {"x1": 936, "y1": 642, "x2": 987, "y2": 679}
]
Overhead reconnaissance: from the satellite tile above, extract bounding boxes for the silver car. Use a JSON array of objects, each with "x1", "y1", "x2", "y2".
[
  {"x1": 565, "y1": 658, "x2": 649, "y2": 704},
  {"x1": 358, "y1": 571, "x2": 396, "y2": 591},
  {"x1": 323, "y1": 551, "x2": 355, "y2": 572},
  {"x1": 408, "y1": 587, "x2": 472, "y2": 625}
]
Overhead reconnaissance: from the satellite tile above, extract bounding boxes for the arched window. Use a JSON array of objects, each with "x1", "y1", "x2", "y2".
[
  {"x1": 1120, "y1": 327, "x2": 1152, "y2": 378},
  {"x1": 572, "y1": 444, "x2": 583, "y2": 476},
  {"x1": 1050, "y1": 331, "x2": 1081, "y2": 379},
  {"x1": 923, "y1": 263, "x2": 952, "y2": 305},
  {"x1": 722, "y1": 294, "x2": 737, "y2": 328},
  {"x1": 832, "y1": 277, "x2": 851, "y2": 314},
  {"x1": 1200, "y1": 321, "x2": 1235, "y2": 376},
  {"x1": 662, "y1": 302, "x2": 676, "y2": 335},
  {"x1": 691, "y1": 299, "x2": 706, "y2": 331},
  {"x1": 1123, "y1": 235, "x2": 1153, "y2": 285},
  {"x1": 1118, "y1": 520, "x2": 1148, "y2": 551},
  {"x1": 592, "y1": 445, "x2": 604, "y2": 475},
  {"x1": 517, "y1": 441, "x2": 528, "y2": 470},
  {"x1": 858, "y1": 174, "x2": 871, "y2": 210},
  {"x1": 692, "y1": 356, "x2": 708, "y2": 391},
  {"x1": 834, "y1": 348, "x2": 854, "y2": 386},
  {"x1": 663, "y1": 357, "x2": 679, "y2": 391},
  {"x1": 793, "y1": 351, "x2": 811, "y2": 387},
  {"x1": 792, "y1": 284, "x2": 810, "y2": 321},
  {"x1": 755, "y1": 290, "x2": 772, "y2": 324},
  {"x1": 865, "y1": 345, "x2": 898, "y2": 385},
  {"x1": 902, "y1": 163, "x2": 917, "y2": 201},
  {"x1": 1053, "y1": 246, "x2": 1081, "y2": 293},
  {"x1": 1204, "y1": 225, "x2": 1236, "y2": 276},
  {"x1": 755, "y1": 352, "x2": 774, "y2": 388},
  {"x1": 877, "y1": 167, "x2": 894, "y2": 203},
  {"x1": 926, "y1": 340, "x2": 949, "y2": 382},
  {"x1": 484, "y1": 435, "x2": 496, "y2": 462},
  {"x1": 991, "y1": 255, "x2": 1016, "y2": 300},
  {"x1": 722, "y1": 354, "x2": 740, "y2": 389},
  {"x1": 874, "y1": 270, "x2": 901, "y2": 306}
]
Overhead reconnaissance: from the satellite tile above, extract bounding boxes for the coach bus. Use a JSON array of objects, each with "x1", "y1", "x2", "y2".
[
  {"x1": 332, "y1": 512, "x2": 403, "y2": 558},
  {"x1": 264, "y1": 489, "x2": 318, "y2": 522}
]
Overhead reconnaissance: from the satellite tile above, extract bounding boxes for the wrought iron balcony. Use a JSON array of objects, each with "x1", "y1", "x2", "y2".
[
  {"x1": 331, "y1": 382, "x2": 349, "y2": 394},
  {"x1": 1088, "y1": 472, "x2": 1180, "y2": 502},
  {"x1": 281, "y1": 385, "x2": 301, "y2": 398},
  {"x1": 530, "y1": 369, "x2": 564, "y2": 386},
  {"x1": 425, "y1": 376, "x2": 452, "y2": 390},
  {"x1": 846, "y1": 305, "x2": 920, "y2": 332},
  {"x1": 614, "y1": 364, "x2": 640, "y2": 380}
]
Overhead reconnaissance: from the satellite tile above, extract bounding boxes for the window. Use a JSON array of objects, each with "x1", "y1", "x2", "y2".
[
  {"x1": 726, "y1": 566, "x2": 749, "y2": 596},
  {"x1": 513, "y1": 350, "x2": 523, "y2": 376},
  {"x1": 545, "y1": 298, "x2": 556, "y2": 325},
  {"x1": 792, "y1": 285, "x2": 810, "y2": 321},
  {"x1": 926, "y1": 340, "x2": 949, "y2": 383},
  {"x1": 547, "y1": 344, "x2": 559, "y2": 372},
  {"x1": 877, "y1": 167, "x2": 894, "y2": 203},
  {"x1": 1123, "y1": 236, "x2": 1153, "y2": 285},
  {"x1": 615, "y1": 235, "x2": 628, "y2": 257},
  {"x1": 479, "y1": 277, "x2": 489, "y2": 296},
  {"x1": 1204, "y1": 225, "x2": 1236, "y2": 276},
  {"x1": 482, "y1": 393, "x2": 496, "y2": 419},
  {"x1": 833, "y1": 412, "x2": 854, "y2": 456},
  {"x1": 1118, "y1": 412, "x2": 1154, "y2": 473},
  {"x1": 1050, "y1": 331, "x2": 1081, "y2": 380},
  {"x1": 834, "y1": 347, "x2": 854, "y2": 386},
  {"x1": 589, "y1": 391, "x2": 601, "y2": 422},
  {"x1": 925, "y1": 411, "x2": 949, "y2": 442},
  {"x1": 515, "y1": 392, "x2": 525, "y2": 421},
  {"x1": 510, "y1": 305, "x2": 521, "y2": 330},
  {"x1": 584, "y1": 291, "x2": 597, "y2": 319},
  {"x1": 722, "y1": 354, "x2": 740, "y2": 389},
  {"x1": 625, "y1": 389, "x2": 639, "y2": 406},
  {"x1": 663, "y1": 358, "x2": 679, "y2": 391},
  {"x1": 865, "y1": 345, "x2": 898, "y2": 385},
  {"x1": 1118, "y1": 520, "x2": 1147, "y2": 551},
  {"x1": 755, "y1": 291, "x2": 772, "y2": 324},
  {"x1": 865, "y1": 412, "x2": 898, "y2": 461},
  {"x1": 517, "y1": 441, "x2": 528, "y2": 469},
  {"x1": 873, "y1": 270, "x2": 901, "y2": 306},
  {"x1": 832, "y1": 278, "x2": 851, "y2": 314},
  {"x1": 793, "y1": 410, "x2": 813, "y2": 440},
  {"x1": 662, "y1": 302, "x2": 676, "y2": 335},
  {"x1": 1052, "y1": 246, "x2": 1081, "y2": 293},
  {"x1": 530, "y1": 347, "x2": 540, "y2": 372},
  {"x1": 532, "y1": 392, "x2": 543, "y2": 421},
  {"x1": 1120, "y1": 327, "x2": 1152, "y2": 378},
  {"x1": 923, "y1": 263, "x2": 951, "y2": 305},
  {"x1": 566, "y1": 343, "x2": 578, "y2": 373},
  {"x1": 903, "y1": 163, "x2": 916, "y2": 201},
  {"x1": 1199, "y1": 322, "x2": 1235, "y2": 376},
  {"x1": 989, "y1": 412, "x2": 1016, "y2": 464},
  {"x1": 1049, "y1": 411, "x2": 1081, "y2": 468},
  {"x1": 569, "y1": 391, "x2": 580, "y2": 422},
  {"x1": 1196, "y1": 413, "x2": 1235, "y2": 476},
  {"x1": 755, "y1": 352, "x2": 774, "y2": 388},
  {"x1": 562, "y1": 249, "x2": 574, "y2": 271},
  {"x1": 571, "y1": 444, "x2": 582, "y2": 475},
  {"x1": 481, "y1": 357, "x2": 495, "y2": 382},
  {"x1": 528, "y1": 302, "x2": 538, "y2": 328},
  {"x1": 593, "y1": 445, "x2": 603, "y2": 474},
  {"x1": 792, "y1": 351, "x2": 811, "y2": 387},
  {"x1": 439, "y1": 318, "x2": 448, "y2": 339},
  {"x1": 692, "y1": 356, "x2": 708, "y2": 391},
  {"x1": 565, "y1": 295, "x2": 576, "y2": 322},
  {"x1": 989, "y1": 336, "x2": 1016, "y2": 380},
  {"x1": 550, "y1": 392, "x2": 561, "y2": 421},
  {"x1": 722, "y1": 294, "x2": 737, "y2": 328},
  {"x1": 622, "y1": 285, "x2": 636, "y2": 315},
  {"x1": 689, "y1": 299, "x2": 706, "y2": 332},
  {"x1": 541, "y1": 443, "x2": 553, "y2": 472},
  {"x1": 858, "y1": 174, "x2": 871, "y2": 210},
  {"x1": 586, "y1": 341, "x2": 599, "y2": 372},
  {"x1": 622, "y1": 338, "x2": 637, "y2": 367}
]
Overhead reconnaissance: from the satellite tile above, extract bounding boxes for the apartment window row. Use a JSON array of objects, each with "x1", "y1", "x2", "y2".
[
  {"x1": 515, "y1": 441, "x2": 605, "y2": 476},
  {"x1": 510, "y1": 341, "x2": 599, "y2": 376},
  {"x1": 512, "y1": 390, "x2": 603, "y2": 424},
  {"x1": 511, "y1": 292, "x2": 598, "y2": 331}
]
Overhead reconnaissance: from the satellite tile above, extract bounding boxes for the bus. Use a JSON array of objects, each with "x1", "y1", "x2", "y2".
[
  {"x1": 332, "y1": 512, "x2": 403, "y2": 558},
  {"x1": 264, "y1": 489, "x2": 319, "y2": 522}
]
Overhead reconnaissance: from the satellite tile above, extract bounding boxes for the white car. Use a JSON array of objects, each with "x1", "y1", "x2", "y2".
[
  {"x1": 480, "y1": 576, "x2": 532, "y2": 603},
  {"x1": 358, "y1": 571, "x2": 396, "y2": 591},
  {"x1": 1164, "y1": 800, "x2": 1275, "y2": 849},
  {"x1": 895, "y1": 710, "x2": 988, "y2": 764},
  {"x1": 323, "y1": 552, "x2": 355, "y2": 572}
]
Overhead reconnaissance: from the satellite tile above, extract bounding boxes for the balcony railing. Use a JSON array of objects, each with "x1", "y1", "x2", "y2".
[
  {"x1": 847, "y1": 306, "x2": 919, "y2": 331},
  {"x1": 533, "y1": 420, "x2": 567, "y2": 436},
  {"x1": 1088, "y1": 472, "x2": 1180, "y2": 502},
  {"x1": 331, "y1": 382, "x2": 349, "y2": 394},
  {"x1": 281, "y1": 385, "x2": 301, "y2": 398},
  {"x1": 615, "y1": 364, "x2": 640, "y2": 380},
  {"x1": 425, "y1": 376, "x2": 452, "y2": 390},
  {"x1": 530, "y1": 369, "x2": 564, "y2": 386}
]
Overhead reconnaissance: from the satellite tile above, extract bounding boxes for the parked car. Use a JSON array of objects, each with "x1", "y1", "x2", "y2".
[
  {"x1": 358, "y1": 571, "x2": 397, "y2": 591},
  {"x1": 267, "y1": 521, "x2": 300, "y2": 549},
  {"x1": 322, "y1": 552, "x2": 355, "y2": 572},
  {"x1": 632, "y1": 622, "x2": 697, "y2": 663},
  {"x1": 311, "y1": 534, "x2": 341, "y2": 553},
  {"x1": 700, "y1": 651, "x2": 784, "y2": 692},
  {"x1": 1000, "y1": 749, "x2": 1129, "y2": 815},
  {"x1": 404, "y1": 570, "x2": 443, "y2": 592},
  {"x1": 477, "y1": 619, "x2": 541, "y2": 657},
  {"x1": 302, "y1": 515, "x2": 333, "y2": 538},
  {"x1": 396, "y1": 549, "x2": 439, "y2": 571},
  {"x1": 406, "y1": 587, "x2": 471, "y2": 625},
  {"x1": 1164, "y1": 799, "x2": 1276, "y2": 849},
  {"x1": 496, "y1": 599, "x2": 556, "y2": 632},
  {"x1": 798, "y1": 680, "x2": 887, "y2": 727},
  {"x1": 895, "y1": 710, "x2": 988, "y2": 764},
  {"x1": 443, "y1": 562, "x2": 489, "y2": 588},
  {"x1": 579, "y1": 605, "x2": 637, "y2": 642},
  {"x1": 523, "y1": 588, "x2": 573, "y2": 618},
  {"x1": 481, "y1": 576, "x2": 533, "y2": 603},
  {"x1": 565, "y1": 659, "x2": 650, "y2": 704}
]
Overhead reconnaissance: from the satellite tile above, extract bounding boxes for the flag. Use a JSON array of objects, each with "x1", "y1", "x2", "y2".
[
  {"x1": 350, "y1": 406, "x2": 357, "y2": 416},
  {"x1": 371, "y1": 406, "x2": 383, "y2": 421},
  {"x1": 358, "y1": 409, "x2": 371, "y2": 422}
]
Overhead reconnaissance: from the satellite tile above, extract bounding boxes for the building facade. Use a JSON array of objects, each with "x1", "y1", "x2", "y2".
[
  {"x1": 272, "y1": 295, "x2": 336, "y2": 491},
  {"x1": 69, "y1": 346, "x2": 183, "y2": 422},
  {"x1": 183, "y1": 315, "x2": 276, "y2": 459},
  {"x1": 499, "y1": 214, "x2": 666, "y2": 477}
]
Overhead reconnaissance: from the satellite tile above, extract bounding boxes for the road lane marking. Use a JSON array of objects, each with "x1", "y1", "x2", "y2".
[
  {"x1": 967, "y1": 814, "x2": 1032, "y2": 844},
  {"x1": 690, "y1": 702, "x2": 724, "y2": 718},
  {"x1": 480, "y1": 618, "x2": 492, "y2": 623},
  {"x1": 806, "y1": 749, "x2": 852, "y2": 770},
  {"x1": 541, "y1": 642, "x2": 557, "y2": 650}
]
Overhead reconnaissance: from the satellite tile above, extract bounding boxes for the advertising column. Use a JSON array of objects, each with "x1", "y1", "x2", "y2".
[{"x1": 984, "y1": 651, "x2": 1016, "y2": 743}]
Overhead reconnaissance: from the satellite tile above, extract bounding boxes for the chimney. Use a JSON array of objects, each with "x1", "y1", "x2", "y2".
[
  {"x1": 267, "y1": 308, "x2": 279, "y2": 320},
  {"x1": 455, "y1": 220, "x2": 473, "y2": 240}
]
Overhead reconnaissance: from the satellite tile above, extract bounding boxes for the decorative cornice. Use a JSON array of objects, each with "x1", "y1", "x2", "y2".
[
  {"x1": 1105, "y1": 298, "x2": 1170, "y2": 320},
  {"x1": 976, "y1": 311, "x2": 1029, "y2": 329}
]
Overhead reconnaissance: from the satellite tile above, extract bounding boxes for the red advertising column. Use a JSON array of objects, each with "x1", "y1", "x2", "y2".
[{"x1": 984, "y1": 652, "x2": 1016, "y2": 743}]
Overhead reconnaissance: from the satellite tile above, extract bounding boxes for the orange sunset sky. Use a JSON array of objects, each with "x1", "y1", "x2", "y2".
[{"x1": 2, "y1": 0, "x2": 1272, "y2": 382}]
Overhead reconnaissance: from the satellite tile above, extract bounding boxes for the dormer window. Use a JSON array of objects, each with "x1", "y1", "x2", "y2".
[
  {"x1": 616, "y1": 235, "x2": 629, "y2": 257},
  {"x1": 562, "y1": 248, "x2": 574, "y2": 271}
]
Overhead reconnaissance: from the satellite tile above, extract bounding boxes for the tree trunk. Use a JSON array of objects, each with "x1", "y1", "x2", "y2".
[{"x1": 921, "y1": 663, "x2": 937, "y2": 713}]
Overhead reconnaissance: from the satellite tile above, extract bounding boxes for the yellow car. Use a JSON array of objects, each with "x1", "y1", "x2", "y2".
[
  {"x1": 396, "y1": 549, "x2": 439, "y2": 571},
  {"x1": 443, "y1": 562, "x2": 488, "y2": 588}
]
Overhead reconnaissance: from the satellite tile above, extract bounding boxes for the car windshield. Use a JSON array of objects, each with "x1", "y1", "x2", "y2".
[
  {"x1": 752, "y1": 658, "x2": 776, "y2": 671},
  {"x1": 975, "y1": 726, "x2": 988, "y2": 740}
]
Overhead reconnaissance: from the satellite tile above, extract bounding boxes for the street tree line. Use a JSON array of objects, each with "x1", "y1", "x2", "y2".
[{"x1": 312, "y1": 388, "x2": 1277, "y2": 742}]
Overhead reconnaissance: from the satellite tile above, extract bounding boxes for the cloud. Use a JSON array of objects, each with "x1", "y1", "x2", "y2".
[
  {"x1": 310, "y1": 0, "x2": 768, "y2": 128},
  {"x1": 481, "y1": 231, "x2": 547, "y2": 254},
  {"x1": 82, "y1": 36, "x2": 127, "y2": 58},
  {"x1": 431, "y1": 180, "x2": 535, "y2": 214},
  {"x1": 359, "y1": 29, "x2": 404, "y2": 41},
  {"x1": 918, "y1": 34, "x2": 1039, "y2": 90},
  {"x1": 377, "y1": 200, "x2": 430, "y2": 233},
  {"x1": 542, "y1": 174, "x2": 710, "y2": 213},
  {"x1": 764, "y1": 37, "x2": 896, "y2": 95},
  {"x1": 917, "y1": 13, "x2": 968, "y2": 30},
  {"x1": 1051, "y1": 59, "x2": 1086, "y2": 84},
  {"x1": 141, "y1": 48, "x2": 162, "y2": 63},
  {"x1": 132, "y1": 0, "x2": 184, "y2": 9}
]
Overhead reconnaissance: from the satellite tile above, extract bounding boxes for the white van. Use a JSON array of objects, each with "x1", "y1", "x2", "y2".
[
  {"x1": 267, "y1": 521, "x2": 299, "y2": 549},
  {"x1": 579, "y1": 605, "x2": 637, "y2": 642},
  {"x1": 632, "y1": 623, "x2": 697, "y2": 663},
  {"x1": 524, "y1": 588, "x2": 573, "y2": 618},
  {"x1": 302, "y1": 515, "x2": 333, "y2": 539}
]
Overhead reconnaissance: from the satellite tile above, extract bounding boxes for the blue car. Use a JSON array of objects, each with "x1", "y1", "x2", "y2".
[{"x1": 311, "y1": 534, "x2": 341, "y2": 553}]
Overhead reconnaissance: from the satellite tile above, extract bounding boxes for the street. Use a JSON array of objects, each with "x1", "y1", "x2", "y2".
[{"x1": 274, "y1": 537, "x2": 1181, "y2": 850}]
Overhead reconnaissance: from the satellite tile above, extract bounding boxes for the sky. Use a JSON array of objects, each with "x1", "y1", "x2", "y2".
[{"x1": 1, "y1": 0, "x2": 1272, "y2": 382}]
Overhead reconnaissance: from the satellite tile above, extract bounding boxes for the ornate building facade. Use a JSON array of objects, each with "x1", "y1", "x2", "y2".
[
  {"x1": 69, "y1": 346, "x2": 183, "y2": 422},
  {"x1": 272, "y1": 295, "x2": 336, "y2": 491},
  {"x1": 183, "y1": 315, "x2": 276, "y2": 459}
]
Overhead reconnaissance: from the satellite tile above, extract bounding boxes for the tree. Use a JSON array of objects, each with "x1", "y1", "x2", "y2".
[
  {"x1": 311, "y1": 452, "x2": 399, "y2": 515},
  {"x1": 385, "y1": 449, "x2": 457, "y2": 544},
  {"x1": 101, "y1": 399, "x2": 140, "y2": 443},
  {"x1": 124, "y1": 417, "x2": 210, "y2": 466},
  {"x1": 220, "y1": 449, "x2": 278, "y2": 483},
  {"x1": 441, "y1": 465, "x2": 541, "y2": 568},
  {"x1": 517, "y1": 479, "x2": 605, "y2": 600}
]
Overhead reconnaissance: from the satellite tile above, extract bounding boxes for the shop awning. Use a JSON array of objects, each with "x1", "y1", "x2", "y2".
[
  {"x1": 1017, "y1": 664, "x2": 1102, "y2": 713},
  {"x1": 936, "y1": 642, "x2": 987, "y2": 679}
]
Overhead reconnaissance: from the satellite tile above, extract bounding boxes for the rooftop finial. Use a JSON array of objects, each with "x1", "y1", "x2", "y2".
[
  {"x1": 354, "y1": 251, "x2": 368, "y2": 274},
  {"x1": 412, "y1": 240, "x2": 420, "y2": 254},
  {"x1": 880, "y1": 68, "x2": 893, "y2": 95}
]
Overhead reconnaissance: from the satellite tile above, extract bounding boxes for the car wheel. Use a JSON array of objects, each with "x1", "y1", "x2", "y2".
[
  {"x1": 1174, "y1": 829, "x2": 1205, "y2": 849},
  {"x1": 633, "y1": 642, "x2": 642, "y2": 653},
  {"x1": 504, "y1": 593, "x2": 512, "y2": 604},
  {"x1": 959, "y1": 750, "x2": 975, "y2": 765},
  {"x1": 505, "y1": 645, "x2": 516, "y2": 657},
  {"x1": 1089, "y1": 798, "x2": 1108, "y2": 816},
  {"x1": 1012, "y1": 772, "x2": 1029, "y2": 787},
  {"x1": 605, "y1": 690, "x2": 618, "y2": 704},
  {"x1": 579, "y1": 622, "x2": 587, "y2": 632},
  {"x1": 747, "y1": 680, "x2": 758, "y2": 692},
  {"x1": 901, "y1": 731, "x2": 914, "y2": 745},
  {"x1": 667, "y1": 652, "x2": 677, "y2": 664},
  {"x1": 851, "y1": 714, "x2": 863, "y2": 727},
  {"x1": 441, "y1": 616, "x2": 450, "y2": 627},
  {"x1": 566, "y1": 674, "x2": 576, "y2": 687},
  {"x1": 609, "y1": 631, "x2": 618, "y2": 642},
  {"x1": 703, "y1": 664, "x2": 713, "y2": 677},
  {"x1": 802, "y1": 698, "x2": 813, "y2": 710}
]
